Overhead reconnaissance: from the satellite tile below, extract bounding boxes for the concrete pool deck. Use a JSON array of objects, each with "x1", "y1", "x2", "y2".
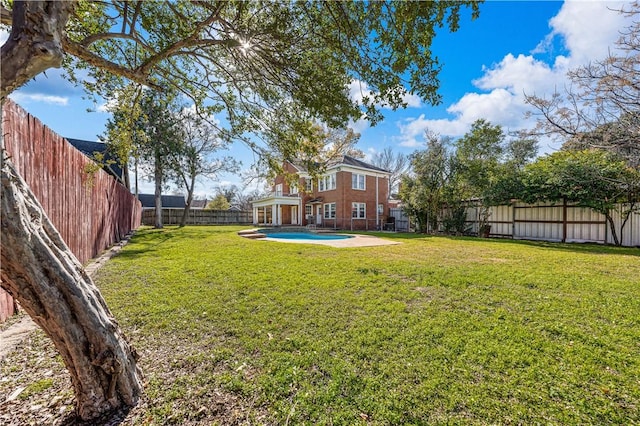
[{"x1": 238, "y1": 229, "x2": 401, "y2": 248}]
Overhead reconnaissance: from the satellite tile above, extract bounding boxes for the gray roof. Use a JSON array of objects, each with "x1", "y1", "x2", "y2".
[
  {"x1": 190, "y1": 199, "x2": 208, "y2": 209},
  {"x1": 138, "y1": 194, "x2": 186, "y2": 208},
  {"x1": 66, "y1": 138, "x2": 126, "y2": 184},
  {"x1": 339, "y1": 155, "x2": 389, "y2": 173},
  {"x1": 292, "y1": 155, "x2": 389, "y2": 174}
]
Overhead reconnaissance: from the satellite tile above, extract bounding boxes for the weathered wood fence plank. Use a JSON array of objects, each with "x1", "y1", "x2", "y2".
[
  {"x1": 1, "y1": 100, "x2": 142, "y2": 321},
  {"x1": 141, "y1": 208, "x2": 252, "y2": 226}
]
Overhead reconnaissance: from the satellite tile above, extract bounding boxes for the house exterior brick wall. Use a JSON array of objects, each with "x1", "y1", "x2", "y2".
[{"x1": 254, "y1": 157, "x2": 390, "y2": 230}]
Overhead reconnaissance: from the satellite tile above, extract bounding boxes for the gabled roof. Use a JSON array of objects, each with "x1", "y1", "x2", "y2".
[
  {"x1": 138, "y1": 194, "x2": 186, "y2": 208},
  {"x1": 66, "y1": 138, "x2": 126, "y2": 184},
  {"x1": 338, "y1": 155, "x2": 389, "y2": 173},
  {"x1": 190, "y1": 199, "x2": 208, "y2": 209},
  {"x1": 290, "y1": 155, "x2": 389, "y2": 175}
]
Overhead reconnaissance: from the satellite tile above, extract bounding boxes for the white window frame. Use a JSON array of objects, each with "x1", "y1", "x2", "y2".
[
  {"x1": 319, "y1": 174, "x2": 336, "y2": 192},
  {"x1": 275, "y1": 183, "x2": 283, "y2": 196},
  {"x1": 352, "y1": 173, "x2": 366, "y2": 190},
  {"x1": 324, "y1": 203, "x2": 336, "y2": 219},
  {"x1": 352, "y1": 202, "x2": 366, "y2": 219},
  {"x1": 305, "y1": 178, "x2": 313, "y2": 192},
  {"x1": 305, "y1": 204, "x2": 312, "y2": 217},
  {"x1": 290, "y1": 182, "x2": 298, "y2": 195}
]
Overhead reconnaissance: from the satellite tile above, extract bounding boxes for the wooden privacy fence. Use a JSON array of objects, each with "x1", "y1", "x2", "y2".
[
  {"x1": 142, "y1": 208, "x2": 252, "y2": 226},
  {"x1": 456, "y1": 200, "x2": 639, "y2": 247},
  {"x1": 1, "y1": 100, "x2": 142, "y2": 321}
]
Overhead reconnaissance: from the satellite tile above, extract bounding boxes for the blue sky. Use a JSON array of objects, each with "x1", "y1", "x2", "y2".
[{"x1": 6, "y1": 1, "x2": 635, "y2": 198}]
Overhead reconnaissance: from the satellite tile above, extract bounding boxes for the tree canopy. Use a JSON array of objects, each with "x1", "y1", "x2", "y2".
[
  {"x1": 1, "y1": 1, "x2": 482, "y2": 421},
  {"x1": 3, "y1": 0, "x2": 481, "y2": 163}
]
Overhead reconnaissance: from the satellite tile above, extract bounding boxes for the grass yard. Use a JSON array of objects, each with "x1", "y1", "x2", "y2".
[
  {"x1": 3, "y1": 226, "x2": 637, "y2": 425},
  {"x1": 87, "y1": 226, "x2": 640, "y2": 425}
]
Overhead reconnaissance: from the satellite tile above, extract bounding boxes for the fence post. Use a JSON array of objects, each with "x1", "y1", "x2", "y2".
[{"x1": 562, "y1": 198, "x2": 567, "y2": 243}]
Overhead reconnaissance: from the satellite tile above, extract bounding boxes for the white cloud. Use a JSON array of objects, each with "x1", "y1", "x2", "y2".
[
  {"x1": 395, "y1": 1, "x2": 634, "y2": 150},
  {"x1": 348, "y1": 80, "x2": 421, "y2": 109},
  {"x1": 447, "y1": 89, "x2": 530, "y2": 129},
  {"x1": 348, "y1": 116, "x2": 370, "y2": 135},
  {"x1": 549, "y1": 1, "x2": 629, "y2": 66},
  {"x1": 97, "y1": 97, "x2": 118, "y2": 112},
  {"x1": 395, "y1": 114, "x2": 468, "y2": 148},
  {"x1": 474, "y1": 54, "x2": 559, "y2": 95},
  {"x1": 9, "y1": 93, "x2": 69, "y2": 106}
]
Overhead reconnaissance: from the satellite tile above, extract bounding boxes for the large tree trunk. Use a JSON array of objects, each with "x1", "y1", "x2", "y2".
[
  {"x1": 1, "y1": 1, "x2": 72, "y2": 100},
  {"x1": 1, "y1": 1, "x2": 142, "y2": 421},
  {"x1": 1, "y1": 156, "x2": 143, "y2": 421}
]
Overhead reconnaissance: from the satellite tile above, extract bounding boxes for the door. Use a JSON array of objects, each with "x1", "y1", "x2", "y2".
[
  {"x1": 316, "y1": 205, "x2": 322, "y2": 225},
  {"x1": 291, "y1": 206, "x2": 298, "y2": 225}
]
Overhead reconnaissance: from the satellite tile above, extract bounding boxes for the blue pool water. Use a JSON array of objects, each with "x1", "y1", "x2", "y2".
[{"x1": 260, "y1": 231, "x2": 353, "y2": 241}]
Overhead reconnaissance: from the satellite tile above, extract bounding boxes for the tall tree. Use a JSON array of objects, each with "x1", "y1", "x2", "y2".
[
  {"x1": 371, "y1": 146, "x2": 410, "y2": 195},
  {"x1": 1, "y1": 0, "x2": 480, "y2": 420},
  {"x1": 399, "y1": 132, "x2": 456, "y2": 232},
  {"x1": 106, "y1": 88, "x2": 185, "y2": 228},
  {"x1": 165, "y1": 107, "x2": 239, "y2": 227}
]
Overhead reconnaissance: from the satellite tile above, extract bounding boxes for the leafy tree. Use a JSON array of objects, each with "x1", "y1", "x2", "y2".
[
  {"x1": 399, "y1": 132, "x2": 457, "y2": 232},
  {"x1": 371, "y1": 146, "x2": 410, "y2": 195},
  {"x1": 1, "y1": 0, "x2": 480, "y2": 420},
  {"x1": 400, "y1": 124, "x2": 538, "y2": 234},
  {"x1": 135, "y1": 89, "x2": 184, "y2": 228},
  {"x1": 519, "y1": 150, "x2": 640, "y2": 246},
  {"x1": 205, "y1": 194, "x2": 231, "y2": 211},
  {"x1": 453, "y1": 119, "x2": 505, "y2": 232},
  {"x1": 483, "y1": 136, "x2": 538, "y2": 206},
  {"x1": 455, "y1": 119, "x2": 504, "y2": 197}
]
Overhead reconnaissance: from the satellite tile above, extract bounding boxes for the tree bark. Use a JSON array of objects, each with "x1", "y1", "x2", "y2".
[
  {"x1": 1, "y1": 156, "x2": 143, "y2": 420},
  {"x1": 0, "y1": 1, "x2": 72, "y2": 100},
  {"x1": 605, "y1": 213, "x2": 621, "y2": 246},
  {"x1": 180, "y1": 174, "x2": 197, "y2": 227},
  {"x1": 2, "y1": 2, "x2": 143, "y2": 421}
]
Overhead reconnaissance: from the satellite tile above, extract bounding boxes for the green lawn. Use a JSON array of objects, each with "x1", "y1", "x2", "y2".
[{"x1": 94, "y1": 226, "x2": 640, "y2": 425}]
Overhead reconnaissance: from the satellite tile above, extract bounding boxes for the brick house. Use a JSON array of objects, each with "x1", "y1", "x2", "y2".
[{"x1": 252, "y1": 156, "x2": 391, "y2": 230}]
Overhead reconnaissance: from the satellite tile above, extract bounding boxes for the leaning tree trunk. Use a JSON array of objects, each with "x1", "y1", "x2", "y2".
[
  {"x1": 605, "y1": 213, "x2": 621, "y2": 246},
  {"x1": 180, "y1": 175, "x2": 197, "y2": 227},
  {"x1": 1, "y1": 156, "x2": 143, "y2": 421}
]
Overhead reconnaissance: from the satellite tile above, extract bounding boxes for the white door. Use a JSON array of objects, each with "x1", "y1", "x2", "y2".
[
  {"x1": 291, "y1": 206, "x2": 298, "y2": 225},
  {"x1": 316, "y1": 205, "x2": 322, "y2": 225}
]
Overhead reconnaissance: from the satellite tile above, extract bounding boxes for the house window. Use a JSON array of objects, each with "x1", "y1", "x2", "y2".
[
  {"x1": 305, "y1": 205, "x2": 312, "y2": 217},
  {"x1": 305, "y1": 179, "x2": 313, "y2": 192},
  {"x1": 324, "y1": 203, "x2": 336, "y2": 219},
  {"x1": 275, "y1": 183, "x2": 283, "y2": 196},
  {"x1": 290, "y1": 183, "x2": 298, "y2": 195},
  {"x1": 319, "y1": 174, "x2": 336, "y2": 192},
  {"x1": 352, "y1": 173, "x2": 365, "y2": 190},
  {"x1": 352, "y1": 202, "x2": 366, "y2": 219}
]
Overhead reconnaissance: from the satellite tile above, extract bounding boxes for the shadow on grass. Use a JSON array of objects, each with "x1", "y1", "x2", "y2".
[{"x1": 360, "y1": 231, "x2": 640, "y2": 257}]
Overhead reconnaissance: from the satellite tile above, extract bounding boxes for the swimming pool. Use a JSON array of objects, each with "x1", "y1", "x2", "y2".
[{"x1": 260, "y1": 231, "x2": 353, "y2": 241}]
